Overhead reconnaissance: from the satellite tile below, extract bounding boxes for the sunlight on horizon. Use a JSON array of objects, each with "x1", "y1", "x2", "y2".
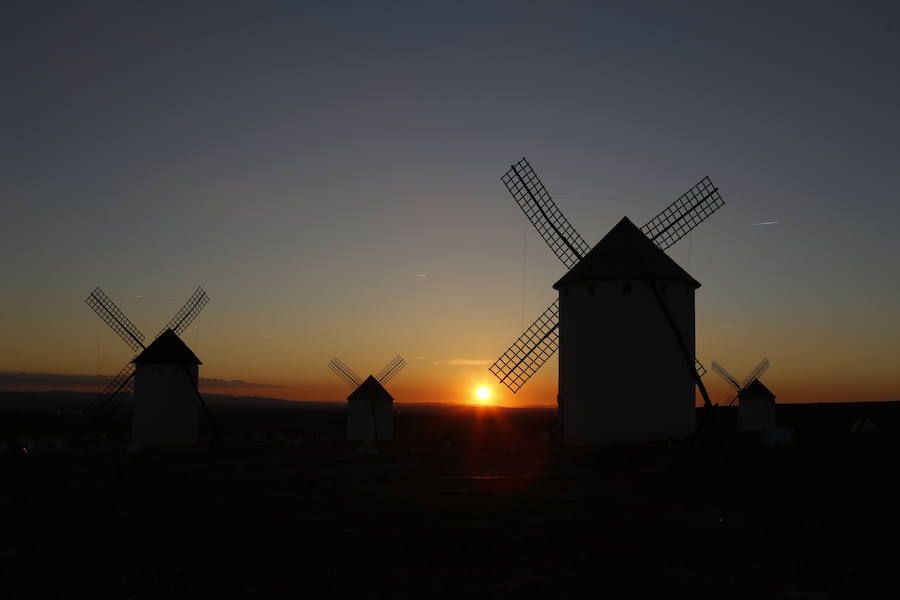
[{"x1": 475, "y1": 386, "x2": 492, "y2": 404}]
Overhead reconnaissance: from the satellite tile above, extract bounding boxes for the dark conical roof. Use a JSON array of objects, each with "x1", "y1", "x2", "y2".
[
  {"x1": 740, "y1": 378, "x2": 775, "y2": 399},
  {"x1": 132, "y1": 329, "x2": 202, "y2": 365},
  {"x1": 348, "y1": 375, "x2": 394, "y2": 404},
  {"x1": 553, "y1": 217, "x2": 700, "y2": 289}
]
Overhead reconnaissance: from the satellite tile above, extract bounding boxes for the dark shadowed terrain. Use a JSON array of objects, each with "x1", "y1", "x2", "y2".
[{"x1": 2, "y1": 394, "x2": 900, "y2": 599}]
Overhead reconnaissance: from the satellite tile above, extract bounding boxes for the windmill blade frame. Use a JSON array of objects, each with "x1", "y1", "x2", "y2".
[
  {"x1": 84, "y1": 287, "x2": 146, "y2": 352},
  {"x1": 711, "y1": 360, "x2": 742, "y2": 391},
  {"x1": 489, "y1": 300, "x2": 560, "y2": 393},
  {"x1": 694, "y1": 359, "x2": 707, "y2": 378},
  {"x1": 376, "y1": 355, "x2": 406, "y2": 385},
  {"x1": 502, "y1": 158, "x2": 591, "y2": 270},
  {"x1": 328, "y1": 357, "x2": 362, "y2": 389},
  {"x1": 158, "y1": 287, "x2": 209, "y2": 338},
  {"x1": 741, "y1": 358, "x2": 770, "y2": 389},
  {"x1": 640, "y1": 176, "x2": 724, "y2": 251},
  {"x1": 89, "y1": 363, "x2": 136, "y2": 419}
]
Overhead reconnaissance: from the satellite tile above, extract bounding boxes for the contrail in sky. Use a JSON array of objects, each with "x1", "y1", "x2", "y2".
[{"x1": 750, "y1": 221, "x2": 780, "y2": 226}]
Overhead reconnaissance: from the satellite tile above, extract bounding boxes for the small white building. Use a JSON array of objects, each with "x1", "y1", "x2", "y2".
[
  {"x1": 737, "y1": 379, "x2": 776, "y2": 431},
  {"x1": 346, "y1": 375, "x2": 394, "y2": 441},
  {"x1": 553, "y1": 217, "x2": 699, "y2": 444},
  {"x1": 131, "y1": 329, "x2": 201, "y2": 448}
]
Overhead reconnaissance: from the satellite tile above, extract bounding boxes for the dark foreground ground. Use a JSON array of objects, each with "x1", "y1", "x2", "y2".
[{"x1": 2, "y1": 400, "x2": 900, "y2": 599}]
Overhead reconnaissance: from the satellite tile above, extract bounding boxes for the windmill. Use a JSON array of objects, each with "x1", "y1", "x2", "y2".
[
  {"x1": 85, "y1": 286, "x2": 217, "y2": 445},
  {"x1": 490, "y1": 158, "x2": 724, "y2": 443},
  {"x1": 711, "y1": 359, "x2": 776, "y2": 431},
  {"x1": 328, "y1": 356, "x2": 405, "y2": 442}
]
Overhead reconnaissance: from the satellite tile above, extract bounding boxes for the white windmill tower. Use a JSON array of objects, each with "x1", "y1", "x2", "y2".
[
  {"x1": 711, "y1": 359, "x2": 776, "y2": 431},
  {"x1": 328, "y1": 356, "x2": 405, "y2": 442},
  {"x1": 85, "y1": 287, "x2": 218, "y2": 446},
  {"x1": 131, "y1": 329, "x2": 203, "y2": 448},
  {"x1": 490, "y1": 158, "x2": 725, "y2": 443}
]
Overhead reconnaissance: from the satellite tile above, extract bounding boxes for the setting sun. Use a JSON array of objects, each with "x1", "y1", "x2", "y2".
[{"x1": 475, "y1": 386, "x2": 491, "y2": 403}]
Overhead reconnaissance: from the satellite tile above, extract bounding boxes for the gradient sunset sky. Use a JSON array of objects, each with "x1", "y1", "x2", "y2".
[{"x1": 3, "y1": 1, "x2": 899, "y2": 406}]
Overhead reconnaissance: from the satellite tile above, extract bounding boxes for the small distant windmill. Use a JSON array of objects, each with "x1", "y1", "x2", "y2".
[
  {"x1": 711, "y1": 359, "x2": 776, "y2": 431},
  {"x1": 328, "y1": 356, "x2": 405, "y2": 442},
  {"x1": 490, "y1": 158, "x2": 725, "y2": 443},
  {"x1": 85, "y1": 287, "x2": 217, "y2": 445}
]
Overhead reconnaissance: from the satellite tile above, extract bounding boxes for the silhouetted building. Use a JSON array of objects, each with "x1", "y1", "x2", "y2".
[
  {"x1": 328, "y1": 356, "x2": 404, "y2": 443},
  {"x1": 346, "y1": 375, "x2": 394, "y2": 441},
  {"x1": 738, "y1": 378, "x2": 776, "y2": 431},
  {"x1": 553, "y1": 217, "x2": 698, "y2": 443},
  {"x1": 131, "y1": 329, "x2": 201, "y2": 448}
]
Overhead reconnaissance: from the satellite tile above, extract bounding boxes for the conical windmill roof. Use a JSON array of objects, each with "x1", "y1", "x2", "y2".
[
  {"x1": 740, "y1": 379, "x2": 775, "y2": 399},
  {"x1": 132, "y1": 329, "x2": 202, "y2": 365},
  {"x1": 347, "y1": 375, "x2": 394, "y2": 404},
  {"x1": 553, "y1": 217, "x2": 700, "y2": 289}
]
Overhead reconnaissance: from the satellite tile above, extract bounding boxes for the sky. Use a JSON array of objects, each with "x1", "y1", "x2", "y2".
[{"x1": 2, "y1": 1, "x2": 899, "y2": 406}]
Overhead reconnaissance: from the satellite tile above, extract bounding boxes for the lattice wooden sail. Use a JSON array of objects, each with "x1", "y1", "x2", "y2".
[
  {"x1": 640, "y1": 177, "x2": 724, "y2": 251},
  {"x1": 376, "y1": 355, "x2": 406, "y2": 385},
  {"x1": 85, "y1": 287, "x2": 146, "y2": 352},
  {"x1": 489, "y1": 300, "x2": 559, "y2": 393},
  {"x1": 741, "y1": 358, "x2": 770, "y2": 389},
  {"x1": 159, "y1": 287, "x2": 209, "y2": 338},
  {"x1": 501, "y1": 158, "x2": 590, "y2": 269},
  {"x1": 328, "y1": 357, "x2": 362, "y2": 389},
  {"x1": 88, "y1": 363, "x2": 135, "y2": 419},
  {"x1": 711, "y1": 360, "x2": 741, "y2": 391}
]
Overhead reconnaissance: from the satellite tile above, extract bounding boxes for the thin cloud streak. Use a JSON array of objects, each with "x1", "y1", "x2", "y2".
[{"x1": 445, "y1": 359, "x2": 492, "y2": 366}]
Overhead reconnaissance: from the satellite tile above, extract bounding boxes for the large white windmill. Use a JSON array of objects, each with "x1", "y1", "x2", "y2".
[
  {"x1": 711, "y1": 359, "x2": 776, "y2": 431},
  {"x1": 328, "y1": 356, "x2": 406, "y2": 442},
  {"x1": 490, "y1": 158, "x2": 725, "y2": 443},
  {"x1": 85, "y1": 287, "x2": 217, "y2": 446}
]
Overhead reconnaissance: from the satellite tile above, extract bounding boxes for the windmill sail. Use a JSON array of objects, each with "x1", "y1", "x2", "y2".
[
  {"x1": 741, "y1": 358, "x2": 770, "y2": 389},
  {"x1": 694, "y1": 359, "x2": 707, "y2": 378},
  {"x1": 329, "y1": 357, "x2": 362, "y2": 389},
  {"x1": 502, "y1": 158, "x2": 591, "y2": 269},
  {"x1": 85, "y1": 287, "x2": 146, "y2": 352},
  {"x1": 89, "y1": 363, "x2": 136, "y2": 418},
  {"x1": 711, "y1": 360, "x2": 742, "y2": 390},
  {"x1": 489, "y1": 300, "x2": 559, "y2": 393},
  {"x1": 640, "y1": 177, "x2": 724, "y2": 251},
  {"x1": 159, "y1": 287, "x2": 209, "y2": 338},
  {"x1": 375, "y1": 355, "x2": 406, "y2": 385}
]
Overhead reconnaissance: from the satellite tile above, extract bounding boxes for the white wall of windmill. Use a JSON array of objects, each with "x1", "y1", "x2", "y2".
[
  {"x1": 557, "y1": 279, "x2": 696, "y2": 444},
  {"x1": 737, "y1": 394, "x2": 776, "y2": 431},
  {"x1": 131, "y1": 364, "x2": 199, "y2": 448},
  {"x1": 346, "y1": 395, "x2": 393, "y2": 441}
]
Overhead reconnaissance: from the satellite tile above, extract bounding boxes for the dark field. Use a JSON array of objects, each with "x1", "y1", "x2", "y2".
[{"x1": 3, "y1": 400, "x2": 900, "y2": 599}]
